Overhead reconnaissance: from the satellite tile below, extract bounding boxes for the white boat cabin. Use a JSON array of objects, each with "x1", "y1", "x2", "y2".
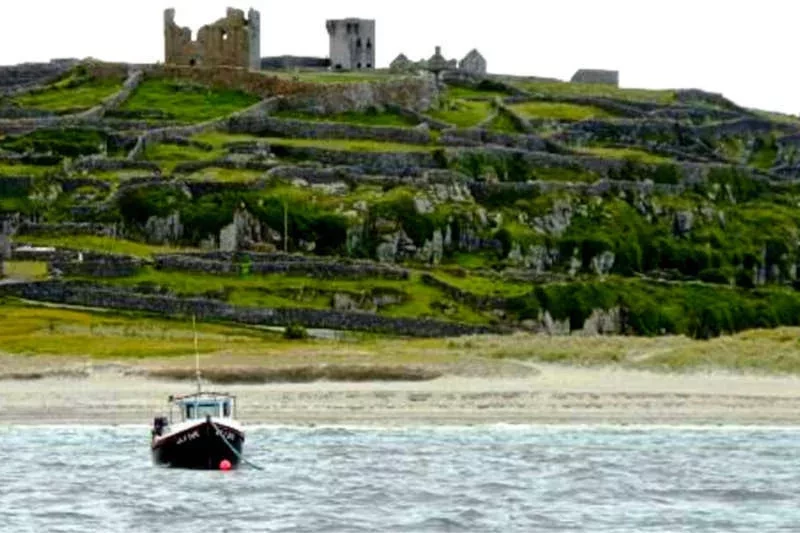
[{"x1": 168, "y1": 392, "x2": 238, "y2": 422}]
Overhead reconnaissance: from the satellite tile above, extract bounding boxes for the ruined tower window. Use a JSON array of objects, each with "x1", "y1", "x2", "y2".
[
  {"x1": 189, "y1": 59, "x2": 197, "y2": 67},
  {"x1": 221, "y1": 29, "x2": 229, "y2": 41},
  {"x1": 366, "y1": 39, "x2": 372, "y2": 50},
  {"x1": 346, "y1": 23, "x2": 352, "y2": 33},
  {"x1": 357, "y1": 62, "x2": 362, "y2": 69},
  {"x1": 367, "y1": 63, "x2": 372, "y2": 68},
  {"x1": 356, "y1": 38, "x2": 362, "y2": 48},
  {"x1": 335, "y1": 64, "x2": 343, "y2": 70}
]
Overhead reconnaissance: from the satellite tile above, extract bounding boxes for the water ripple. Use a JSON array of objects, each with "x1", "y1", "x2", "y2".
[{"x1": 1, "y1": 426, "x2": 798, "y2": 532}]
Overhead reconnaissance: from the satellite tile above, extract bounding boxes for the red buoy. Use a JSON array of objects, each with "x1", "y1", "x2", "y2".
[{"x1": 219, "y1": 459, "x2": 232, "y2": 471}]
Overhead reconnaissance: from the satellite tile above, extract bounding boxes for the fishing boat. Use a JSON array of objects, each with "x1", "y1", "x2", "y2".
[{"x1": 150, "y1": 318, "x2": 246, "y2": 470}]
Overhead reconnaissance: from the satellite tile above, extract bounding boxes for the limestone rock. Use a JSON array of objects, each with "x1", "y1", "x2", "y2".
[
  {"x1": 591, "y1": 251, "x2": 616, "y2": 276},
  {"x1": 144, "y1": 212, "x2": 183, "y2": 245},
  {"x1": 413, "y1": 196, "x2": 434, "y2": 215},
  {"x1": 673, "y1": 210, "x2": 694, "y2": 235},
  {"x1": 581, "y1": 308, "x2": 623, "y2": 336},
  {"x1": 333, "y1": 293, "x2": 359, "y2": 311}
]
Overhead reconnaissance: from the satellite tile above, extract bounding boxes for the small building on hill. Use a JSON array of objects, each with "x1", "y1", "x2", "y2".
[
  {"x1": 571, "y1": 69, "x2": 619, "y2": 87},
  {"x1": 390, "y1": 54, "x2": 417, "y2": 73},
  {"x1": 459, "y1": 49, "x2": 487, "y2": 75}
]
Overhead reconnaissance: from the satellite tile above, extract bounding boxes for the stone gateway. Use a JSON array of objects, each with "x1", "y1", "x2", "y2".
[{"x1": 164, "y1": 7, "x2": 261, "y2": 69}]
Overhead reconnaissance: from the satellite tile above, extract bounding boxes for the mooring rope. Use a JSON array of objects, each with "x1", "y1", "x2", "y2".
[{"x1": 210, "y1": 419, "x2": 264, "y2": 471}]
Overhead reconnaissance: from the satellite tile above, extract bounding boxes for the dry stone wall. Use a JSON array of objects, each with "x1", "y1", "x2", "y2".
[
  {"x1": 0, "y1": 281, "x2": 500, "y2": 338},
  {"x1": 155, "y1": 254, "x2": 410, "y2": 280},
  {"x1": 225, "y1": 115, "x2": 431, "y2": 144}
]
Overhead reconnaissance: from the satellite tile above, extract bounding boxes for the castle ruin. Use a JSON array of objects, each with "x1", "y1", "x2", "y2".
[
  {"x1": 164, "y1": 7, "x2": 261, "y2": 69},
  {"x1": 326, "y1": 19, "x2": 376, "y2": 70}
]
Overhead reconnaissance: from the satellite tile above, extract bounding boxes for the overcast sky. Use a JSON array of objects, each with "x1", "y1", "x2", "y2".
[{"x1": 1, "y1": 0, "x2": 798, "y2": 114}]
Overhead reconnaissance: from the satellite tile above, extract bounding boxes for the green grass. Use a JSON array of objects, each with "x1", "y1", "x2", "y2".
[
  {"x1": 93, "y1": 268, "x2": 492, "y2": 325},
  {"x1": 514, "y1": 80, "x2": 676, "y2": 104},
  {"x1": 266, "y1": 137, "x2": 434, "y2": 153},
  {"x1": 15, "y1": 235, "x2": 195, "y2": 259},
  {"x1": 0, "y1": 303, "x2": 277, "y2": 359},
  {"x1": 141, "y1": 142, "x2": 224, "y2": 172},
  {"x1": 2, "y1": 261, "x2": 48, "y2": 280},
  {"x1": 510, "y1": 101, "x2": 615, "y2": 121},
  {"x1": 191, "y1": 132, "x2": 263, "y2": 148},
  {"x1": 120, "y1": 79, "x2": 260, "y2": 123},
  {"x1": 431, "y1": 271, "x2": 532, "y2": 298},
  {"x1": 578, "y1": 146, "x2": 673, "y2": 164},
  {"x1": 185, "y1": 168, "x2": 268, "y2": 182},
  {"x1": 487, "y1": 112, "x2": 523, "y2": 134},
  {"x1": 0, "y1": 164, "x2": 60, "y2": 177},
  {"x1": 446, "y1": 86, "x2": 508, "y2": 100},
  {"x1": 8, "y1": 299, "x2": 800, "y2": 376},
  {"x1": 13, "y1": 77, "x2": 123, "y2": 112},
  {"x1": 272, "y1": 108, "x2": 418, "y2": 127},
  {"x1": 428, "y1": 100, "x2": 494, "y2": 128}
]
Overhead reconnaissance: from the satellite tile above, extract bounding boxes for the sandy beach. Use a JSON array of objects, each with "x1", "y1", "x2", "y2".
[{"x1": 4, "y1": 362, "x2": 800, "y2": 426}]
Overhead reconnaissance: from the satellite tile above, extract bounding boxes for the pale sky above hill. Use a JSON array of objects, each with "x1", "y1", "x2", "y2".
[{"x1": 1, "y1": 0, "x2": 799, "y2": 114}]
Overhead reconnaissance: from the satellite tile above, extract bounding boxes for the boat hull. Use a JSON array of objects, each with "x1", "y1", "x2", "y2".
[{"x1": 151, "y1": 420, "x2": 244, "y2": 470}]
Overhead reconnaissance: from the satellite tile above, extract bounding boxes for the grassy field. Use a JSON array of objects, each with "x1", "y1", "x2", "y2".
[
  {"x1": 13, "y1": 76, "x2": 123, "y2": 112},
  {"x1": 5, "y1": 301, "x2": 800, "y2": 376},
  {"x1": 93, "y1": 268, "x2": 491, "y2": 325},
  {"x1": 2, "y1": 261, "x2": 48, "y2": 280},
  {"x1": 487, "y1": 113, "x2": 523, "y2": 134},
  {"x1": 514, "y1": 80, "x2": 677, "y2": 104},
  {"x1": 272, "y1": 108, "x2": 418, "y2": 128},
  {"x1": 184, "y1": 168, "x2": 268, "y2": 182},
  {"x1": 445, "y1": 86, "x2": 509, "y2": 100},
  {"x1": 0, "y1": 164, "x2": 60, "y2": 177},
  {"x1": 266, "y1": 137, "x2": 435, "y2": 153},
  {"x1": 428, "y1": 100, "x2": 494, "y2": 128},
  {"x1": 121, "y1": 79, "x2": 260, "y2": 123},
  {"x1": 578, "y1": 146, "x2": 673, "y2": 164},
  {"x1": 510, "y1": 101, "x2": 615, "y2": 121},
  {"x1": 142, "y1": 142, "x2": 225, "y2": 172},
  {"x1": 14, "y1": 235, "x2": 195, "y2": 259}
]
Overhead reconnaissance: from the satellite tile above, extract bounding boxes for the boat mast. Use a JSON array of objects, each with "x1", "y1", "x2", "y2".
[{"x1": 193, "y1": 314, "x2": 201, "y2": 395}]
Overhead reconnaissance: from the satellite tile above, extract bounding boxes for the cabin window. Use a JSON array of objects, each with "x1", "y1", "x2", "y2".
[{"x1": 184, "y1": 402, "x2": 221, "y2": 419}]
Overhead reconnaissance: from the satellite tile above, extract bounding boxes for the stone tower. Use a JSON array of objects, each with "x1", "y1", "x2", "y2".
[
  {"x1": 164, "y1": 7, "x2": 261, "y2": 70},
  {"x1": 326, "y1": 18, "x2": 376, "y2": 70}
]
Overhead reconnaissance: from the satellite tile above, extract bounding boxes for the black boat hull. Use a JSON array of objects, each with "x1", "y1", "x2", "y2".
[{"x1": 151, "y1": 420, "x2": 244, "y2": 470}]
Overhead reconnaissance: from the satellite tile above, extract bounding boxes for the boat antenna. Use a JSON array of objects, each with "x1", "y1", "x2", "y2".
[{"x1": 193, "y1": 314, "x2": 202, "y2": 394}]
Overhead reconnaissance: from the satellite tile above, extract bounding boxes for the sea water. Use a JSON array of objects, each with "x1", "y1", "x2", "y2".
[{"x1": 1, "y1": 425, "x2": 798, "y2": 532}]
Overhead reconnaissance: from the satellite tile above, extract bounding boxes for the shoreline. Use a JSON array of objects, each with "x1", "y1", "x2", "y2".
[{"x1": 4, "y1": 364, "x2": 800, "y2": 426}]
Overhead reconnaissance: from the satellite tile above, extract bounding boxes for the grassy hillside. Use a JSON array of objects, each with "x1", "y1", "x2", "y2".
[{"x1": 3, "y1": 61, "x2": 800, "y2": 344}]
